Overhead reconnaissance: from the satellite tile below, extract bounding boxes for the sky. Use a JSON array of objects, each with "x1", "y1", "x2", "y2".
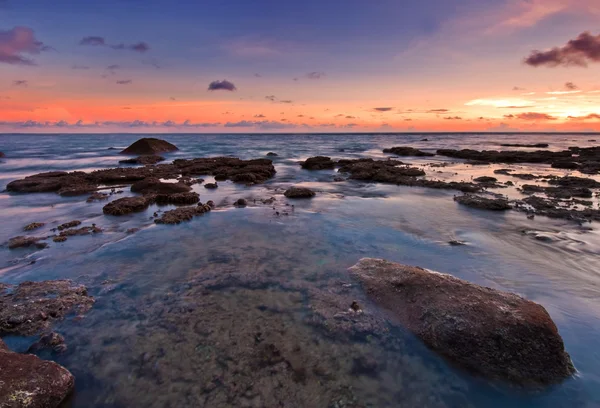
[{"x1": 1, "y1": 0, "x2": 600, "y2": 133}]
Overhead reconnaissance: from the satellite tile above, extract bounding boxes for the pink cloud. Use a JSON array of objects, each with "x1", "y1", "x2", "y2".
[{"x1": 0, "y1": 26, "x2": 50, "y2": 65}]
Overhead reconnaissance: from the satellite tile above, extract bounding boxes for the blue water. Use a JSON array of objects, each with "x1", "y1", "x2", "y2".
[{"x1": 1, "y1": 133, "x2": 600, "y2": 407}]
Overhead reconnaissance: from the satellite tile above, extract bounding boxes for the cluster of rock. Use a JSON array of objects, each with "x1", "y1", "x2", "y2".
[
  {"x1": 382, "y1": 146, "x2": 434, "y2": 157},
  {"x1": 154, "y1": 202, "x2": 212, "y2": 224},
  {"x1": 8, "y1": 219, "x2": 102, "y2": 249},
  {"x1": 349, "y1": 258, "x2": 575, "y2": 386}
]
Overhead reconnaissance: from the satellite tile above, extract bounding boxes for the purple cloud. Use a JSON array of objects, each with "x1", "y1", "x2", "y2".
[
  {"x1": 444, "y1": 116, "x2": 462, "y2": 120},
  {"x1": 116, "y1": 79, "x2": 132, "y2": 85},
  {"x1": 565, "y1": 82, "x2": 578, "y2": 90},
  {"x1": 12, "y1": 80, "x2": 27, "y2": 86},
  {"x1": 306, "y1": 71, "x2": 325, "y2": 79},
  {"x1": 0, "y1": 26, "x2": 50, "y2": 65},
  {"x1": 112, "y1": 42, "x2": 149, "y2": 52},
  {"x1": 80, "y1": 36, "x2": 150, "y2": 53},
  {"x1": 80, "y1": 36, "x2": 106, "y2": 46},
  {"x1": 373, "y1": 107, "x2": 393, "y2": 112},
  {"x1": 72, "y1": 65, "x2": 90, "y2": 70},
  {"x1": 524, "y1": 32, "x2": 600, "y2": 67},
  {"x1": 208, "y1": 80, "x2": 237, "y2": 91}
]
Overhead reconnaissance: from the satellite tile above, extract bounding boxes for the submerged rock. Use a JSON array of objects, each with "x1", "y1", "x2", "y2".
[
  {"x1": 0, "y1": 280, "x2": 94, "y2": 336},
  {"x1": 103, "y1": 196, "x2": 155, "y2": 216},
  {"x1": 8, "y1": 236, "x2": 48, "y2": 250},
  {"x1": 154, "y1": 203, "x2": 212, "y2": 224},
  {"x1": 27, "y1": 332, "x2": 67, "y2": 354},
  {"x1": 383, "y1": 146, "x2": 434, "y2": 157},
  {"x1": 0, "y1": 338, "x2": 75, "y2": 408},
  {"x1": 24, "y1": 222, "x2": 45, "y2": 231},
  {"x1": 86, "y1": 191, "x2": 109, "y2": 202},
  {"x1": 284, "y1": 187, "x2": 316, "y2": 198},
  {"x1": 301, "y1": 156, "x2": 336, "y2": 170},
  {"x1": 120, "y1": 138, "x2": 178, "y2": 155},
  {"x1": 119, "y1": 155, "x2": 165, "y2": 165},
  {"x1": 57, "y1": 220, "x2": 81, "y2": 231},
  {"x1": 348, "y1": 258, "x2": 575, "y2": 386},
  {"x1": 454, "y1": 194, "x2": 511, "y2": 211}
]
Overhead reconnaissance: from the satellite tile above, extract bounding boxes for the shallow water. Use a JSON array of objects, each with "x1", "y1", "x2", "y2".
[{"x1": 1, "y1": 133, "x2": 600, "y2": 407}]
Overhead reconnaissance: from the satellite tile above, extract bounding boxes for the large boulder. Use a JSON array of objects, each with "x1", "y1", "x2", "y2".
[
  {"x1": 0, "y1": 339, "x2": 74, "y2": 408},
  {"x1": 301, "y1": 156, "x2": 335, "y2": 170},
  {"x1": 349, "y1": 258, "x2": 575, "y2": 386},
  {"x1": 120, "y1": 138, "x2": 178, "y2": 155}
]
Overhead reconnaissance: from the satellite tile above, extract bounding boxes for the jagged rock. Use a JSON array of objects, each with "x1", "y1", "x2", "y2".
[
  {"x1": 58, "y1": 226, "x2": 102, "y2": 237},
  {"x1": 454, "y1": 194, "x2": 511, "y2": 211},
  {"x1": 154, "y1": 204, "x2": 212, "y2": 224},
  {"x1": 383, "y1": 146, "x2": 434, "y2": 157},
  {"x1": 301, "y1": 156, "x2": 335, "y2": 170},
  {"x1": 120, "y1": 138, "x2": 178, "y2": 155},
  {"x1": 24, "y1": 222, "x2": 45, "y2": 231},
  {"x1": 0, "y1": 338, "x2": 75, "y2": 408},
  {"x1": 8, "y1": 236, "x2": 48, "y2": 250},
  {"x1": 284, "y1": 187, "x2": 316, "y2": 198},
  {"x1": 119, "y1": 155, "x2": 165, "y2": 165},
  {"x1": 57, "y1": 220, "x2": 81, "y2": 231},
  {"x1": 349, "y1": 258, "x2": 575, "y2": 386},
  {"x1": 0, "y1": 280, "x2": 94, "y2": 336},
  {"x1": 103, "y1": 196, "x2": 155, "y2": 216},
  {"x1": 437, "y1": 148, "x2": 572, "y2": 164}
]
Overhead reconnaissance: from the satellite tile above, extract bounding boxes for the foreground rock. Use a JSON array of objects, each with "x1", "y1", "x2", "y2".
[
  {"x1": 301, "y1": 156, "x2": 336, "y2": 170},
  {"x1": 383, "y1": 146, "x2": 434, "y2": 157},
  {"x1": 120, "y1": 138, "x2": 178, "y2": 155},
  {"x1": 349, "y1": 258, "x2": 575, "y2": 386},
  {"x1": 454, "y1": 194, "x2": 511, "y2": 211},
  {"x1": 154, "y1": 203, "x2": 212, "y2": 224},
  {"x1": 119, "y1": 155, "x2": 165, "y2": 165},
  {"x1": 7, "y1": 157, "x2": 275, "y2": 196},
  {"x1": 284, "y1": 187, "x2": 316, "y2": 198},
  {"x1": 0, "y1": 280, "x2": 94, "y2": 336},
  {"x1": 103, "y1": 196, "x2": 155, "y2": 216},
  {"x1": 0, "y1": 338, "x2": 74, "y2": 408}
]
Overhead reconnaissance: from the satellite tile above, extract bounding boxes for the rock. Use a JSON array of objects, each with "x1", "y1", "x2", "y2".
[
  {"x1": 284, "y1": 187, "x2": 316, "y2": 198},
  {"x1": 348, "y1": 258, "x2": 575, "y2": 386},
  {"x1": 454, "y1": 194, "x2": 511, "y2": 211},
  {"x1": 58, "y1": 225, "x2": 102, "y2": 237},
  {"x1": 53, "y1": 236, "x2": 67, "y2": 243},
  {"x1": 8, "y1": 236, "x2": 48, "y2": 250},
  {"x1": 0, "y1": 338, "x2": 75, "y2": 408},
  {"x1": 234, "y1": 198, "x2": 247, "y2": 207},
  {"x1": 383, "y1": 147, "x2": 435, "y2": 157},
  {"x1": 500, "y1": 143, "x2": 549, "y2": 148},
  {"x1": 24, "y1": 222, "x2": 45, "y2": 231},
  {"x1": 448, "y1": 240, "x2": 466, "y2": 246},
  {"x1": 437, "y1": 148, "x2": 572, "y2": 164},
  {"x1": 119, "y1": 155, "x2": 165, "y2": 165},
  {"x1": 333, "y1": 176, "x2": 345, "y2": 182},
  {"x1": 103, "y1": 196, "x2": 155, "y2": 216},
  {"x1": 266, "y1": 152, "x2": 278, "y2": 157},
  {"x1": 301, "y1": 156, "x2": 336, "y2": 170},
  {"x1": 206, "y1": 200, "x2": 215, "y2": 208},
  {"x1": 551, "y1": 160, "x2": 579, "y2": 170},
  {"x1": 494, "y1": 169, "x2": 513, "y2": 175},
  {"x1": 154, "y1": 204, "x2": 211, "y2": 224},
  {"x1": 204, "y1": 182, "x2": 218, "y2": 189},
  {"x1": 86, "y1": 192, "x2": 109, "y2": 202},
  {"x1": 57, "y1": 220, "x2": 81, "y2": 231},
  {"x1": 155, "y1": 192, "x2": 200, "y2": 205},
  {"x1": 27, "y1": 332, "x2": 67, "y2": 354},
  {"x1": 126, "y1": 228, "x2": 140, "y2": 234},
  {"x1": 120, "y1": 138, "x2": 178, "y2": 155},
  {"x1": 474, "y1": 176, "x2": 497, "y2": 183},
  {"x1": 0, "y1": 151, "x2": 4, "y2": 158},
  {"x1": 548, "y1": 176, "x2": 600, "y2": 189},
  {"x1": 131, "y1": 178, "x2": 191, "y2": 195},
  {"x1": 0, "y1": 280, "x2": 94, "y2": 336}
]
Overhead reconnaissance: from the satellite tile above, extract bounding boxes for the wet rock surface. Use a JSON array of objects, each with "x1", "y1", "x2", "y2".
[
  {"x1": 284, "y1": 187, "x2": 316, "y2": 198},
  {"x1": 131, "y1": 178, "x2": 192, "y2": 194},
  {"x1": 155, "y1": 192, "x2": 200, "y2": 205},
  {"x1": 383, "y1": 146, "x2": 435, "y2": 157},
  {"x1": 454, "y1": 194, "x2": 511, "y2": 211},
  {"x1": 8, "y1": 236, "x2": 48, "y2": 250},
  {"x1": 154, "y1": 203, "x2": 212, "y2": 224},
  {"x1": 120, "y1": 138, "x2": 178, "y2": 155},
  {"x1": 349, "y1": 258, "x2": 575, "y2": 386},
  {"x1": 301, "y1": 156, "x2": 336, "y2": 170},
  {"x1": 24, "y1": 222, "x2": 45, "y2": 231},
  {"x1": 57, "y1": 220, "x2": 82, "y2": 231},
  {"x1": 0, "y1": 280, "x2": 94, "y2": 336},
  {"x1": 119, "y1": 155, "x2": 165, "y2": 165},
  {"x1": 103, "y1": 196, "x2": 155, "y2": 216},
  {"x1": 0, "y1": 338, "x2": 75, "y2": 408}
]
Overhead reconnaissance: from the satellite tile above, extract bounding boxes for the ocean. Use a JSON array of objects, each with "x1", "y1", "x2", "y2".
[{"x1": 1, "y1": 132, "x2": 600, "y2": 407}]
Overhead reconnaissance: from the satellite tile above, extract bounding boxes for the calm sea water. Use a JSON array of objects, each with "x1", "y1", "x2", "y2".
[{"x1": 1, "y1": 133, "x2": 600, "y2": 407}]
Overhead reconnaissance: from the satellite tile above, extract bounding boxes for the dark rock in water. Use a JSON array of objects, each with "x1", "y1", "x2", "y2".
[
  {"x1": 27, "y1": 331, "x2": 67, "y2": 354},
  {"x1": 131, "y1": 177, "x2": 191, "y2": 194},
  {"x1": 284, "y1": 187, "x2": 316, "y2": 198},
  {"x1": 383, "y1": 146, "x2": 435, "y2": 157},
  {"x1": 57, "y1": 220, "x2": 81, "y2": 231},
  {"x1": 551, "y1": 160, "x2": 579, "y2": 170},
  {"x1": 266, "y1": 152, "x2": 278, "y2": 157},
  {"x1": 120, "y1": 138, "x2": 178, "y2": 155},
  {"x1": 24, "y1": 222, "x2": 45, "y2": 231},
  {"x1": 505, "y1": 181, "x2": 514, "y2": 186},
  {"x1": 0, "y1": 151, "x2": 4, "y2": 158},
  {"x1": 454, "y1": 194, "x2": 511, "y2": 211},
  {"x1": 103, "y1": 196, "x2": 155, "y2": 216},
  {"x1": 421, "y1": 138, "x2": 429, "y2": 142},
  {"x1": 154, "y1": 203, "x2": 211, "y2": 224},
  {"x1": 333, "y1": 176, "x2": 345, "y2": 182},
  {"x1": 548, "y1": 176, "x2": 600, "y2": 189},
  {"x1": 349, "y1": 258, "x2": 575, "y2": 386},
  {"x1": 206, "y1": 200, "x2": 215, "y2": 208},
  {"x1": 53, "y1": 236, "x2": 67, "y2": 243},
  {"x1": 204, "y1": 182, "x2": 218, "y2": 189},
  {"x1": 301, "y1": 156, "x2": 335, "y2": 170},
  {"x1": 234, "y1": 198, "x2": 247, "y2": 207},
  {"x1": 437, "y1": 148, "x2": 572, "y2": 164},
  {"x1": 518, "y1": 196, "x2": 600, "y2": 222},
  {"x1": 58, "y1": 225, "x2": 102, "y2": 237},
  {"x1": 155, "y1": 192, "x2": 200, "y2": 205},
  {"x1": 119, "y1": 155, "x2": 165, "y2": 165},
  {"x1": 0, "y1": 338, "x2": 74, "y2": 408},
  {"x1": 350, "y1": 301, "x2": 361, "y2": 312},
  {"x1": 86, "y1": 191, "x2": 109, "y2": 202},
  {"x1": 521, "y1": 184, "x2": 592, "y2": 199},
  {"x1": 126, "y1": 228, "x2": 140, "y2": 234},
  {"x1": 500, "y1": 143, "x2": 549, "y2": 148},
  {"x1": 494, "y1": 169, "x2": 513, "y2": 175},
  {"x1": 474, "y1": 176, "x2": 497, "y2": 183},
  {"x1": 0, "y1": 280, "x2": 94, "y2": 336},
  {"x1": 8, "y1": 236, "x2": 48, "y2": 250},
  {"x1": 448, "y1": 240, "x2": 466, "y2": 246}
]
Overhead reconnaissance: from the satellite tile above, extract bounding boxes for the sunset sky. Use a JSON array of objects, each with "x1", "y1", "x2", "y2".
[{"x1": 1, "y1": 0, "x2": 600, "y2": 133}]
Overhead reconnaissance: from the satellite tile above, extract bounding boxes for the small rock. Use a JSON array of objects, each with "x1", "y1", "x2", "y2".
[
  {"x1": 8, "y1": 236, "x2": 48, "y2": 250},
  {"x1": 204, "y1": 182, "x2": 218, "y2": 189},
  {"x1": 57, "y1": 220, "x2": 81, "y2": 231},
  {"x1": 284, "y1": 187, "x2": 316, "y2": 198},
  {"x1": 266, "y1": 152, "x2": 278, "y2": 157},
  {"x1": 448, "y1": 240, "x2": 466, "y2": 246},
  {"x1": 234, "y1": 198, "x2": 247, "y2": 207},
  {"x1": 24, "y1": 222, "x2": 45, "y2": 231},
  {"x1": 53, "y1": 236, "x2": 68, "y2": 243}
]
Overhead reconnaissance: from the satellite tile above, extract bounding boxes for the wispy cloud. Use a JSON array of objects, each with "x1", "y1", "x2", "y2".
[
  {"x1": 12, "y1": 80, "x2": 27, "y2": 86},
  {"x1": 0, "y1": 26, "x2": 51, "y2": 65},
  {"x1": 208, "y1": 80, "x2": 237, "y2": 91},
  {"x1": 71, "y1": 65, "x2": 90, "y2": 70},
  {"x1": 305, "y1": 71, "x2": 325, "y2": 79},
  {"x1": 565, "y1": 82, "x2": 578, "y2": 90},
  {"x1": 116, "y1": 79, "x2": 132, "y2": 85},
  {"x1": 515, "y1": 112, "x2": 557, "y2": 120},
  {"x1": 373, "y1": 107, "x2": 393, "y2": 112},
  {"x1": 80, "y1": 36, "x2": 150, "y2": 52},
  {"x1": 524, "y1": 31, "x2": 600, "y2": 67}
]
